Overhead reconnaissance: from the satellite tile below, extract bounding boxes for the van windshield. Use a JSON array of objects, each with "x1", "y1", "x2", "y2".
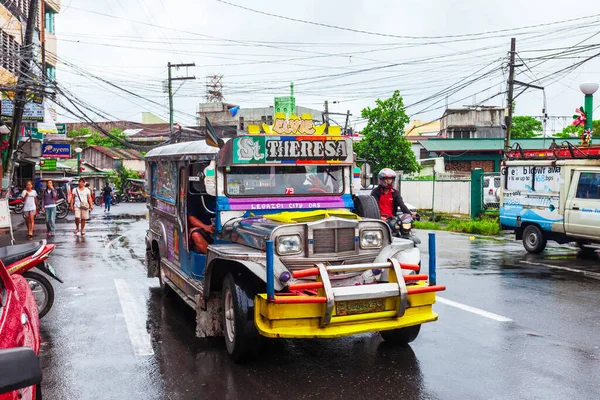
[{"x1": 225, "y1": 165, "x2": 343, "y2": 197}]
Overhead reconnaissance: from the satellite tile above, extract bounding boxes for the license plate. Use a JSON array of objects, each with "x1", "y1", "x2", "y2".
[
  {"x1": 336, "y1": 298, "x2": 385, "y2": 316},
  {"x1": 47, "y1": 264, "x2": 57, "y2": 276}
]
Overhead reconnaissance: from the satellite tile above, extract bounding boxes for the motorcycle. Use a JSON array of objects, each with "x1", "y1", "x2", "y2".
[
  {"x1": 122, "y1": 190, "x2": 145, "y2": 203},
  {"x1": 1, "y1": 240, "x2": 62, "y2": 318},
  {"x1": 22, "y1": 198, "x2": 69, "y2": 220},
  {"x1": 94, "y1": 192, "x2": 120, "y2": 206},
  {"x1": 387, "y1": 213, "x2": 421, "y2": 245},
  {"x1": 9, "y1": 197, "x2": 24, "y2": 214}
]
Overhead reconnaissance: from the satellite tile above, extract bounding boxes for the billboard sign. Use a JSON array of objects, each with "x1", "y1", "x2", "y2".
[
  {"x1": 274, "y1": 96, "x2": 296, "y2": 119},
  {"x1": 1, "y1": 93, "x2": 44, "y2": 122}
]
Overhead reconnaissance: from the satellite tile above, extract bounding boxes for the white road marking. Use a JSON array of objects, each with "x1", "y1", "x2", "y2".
[
  {"x1": 437, "y1": 296, "x2": 513, "y2": 322},
  {"x1": 114, "y1": 279, "x2": 154, "y2": 356},
  {"x1": 520, "y1": 260, "x2": 600, "y2": 280}
]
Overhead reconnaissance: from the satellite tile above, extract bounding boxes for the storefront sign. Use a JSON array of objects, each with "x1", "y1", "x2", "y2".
[
  {"x1": 232, "y1": 136, "x2": 352, "y2": 165},
  {"x1": 19, "y1": 126, "x2": 44, "y2": 141},
  {"x1": 42, "y1": 143, "x2": 71, "y2": 159},
  {"x1": 56, "y1": 123, "x2": 66, "y2": 135},
  {"x1": 40, "y1": 159, "x2": 57, "y2": 171}
]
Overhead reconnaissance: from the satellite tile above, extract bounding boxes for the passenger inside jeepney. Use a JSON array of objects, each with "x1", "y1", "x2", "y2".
[
  {"x1": 188, "y1": 197, "x2": 215, "y2": 254},
  {"x1": 187, "y1": 164, "x2": 215, "y2": 254}
]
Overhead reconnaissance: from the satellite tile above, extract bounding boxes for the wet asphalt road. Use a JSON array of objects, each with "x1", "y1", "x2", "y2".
[{"x1": 15, "y1": 204, "x2": 599, "y2": 400}]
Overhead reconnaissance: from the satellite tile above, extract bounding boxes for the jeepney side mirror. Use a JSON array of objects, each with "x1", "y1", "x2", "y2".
[{"x1": 360, "y1": 163, "x2": 372, "y2": 189}]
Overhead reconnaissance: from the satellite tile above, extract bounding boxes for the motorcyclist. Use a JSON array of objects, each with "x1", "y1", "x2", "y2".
[{"x1": 370, "y1": 168, "x2": 410, "y2": 219}]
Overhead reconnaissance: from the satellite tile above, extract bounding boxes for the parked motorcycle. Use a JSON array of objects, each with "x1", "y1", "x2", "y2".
[
  {"x1": 9, "y1": 197, "x2": 24, "y2": 214},
  {"x1": 1, "y1": 240, "x2": 61, "y2": 318},
  {"x1": 122, "y1": 191, "x2": 145, "y2": 203},
  {"x1": 387, "y1": 213, "x2": 421, "y2": 245}
]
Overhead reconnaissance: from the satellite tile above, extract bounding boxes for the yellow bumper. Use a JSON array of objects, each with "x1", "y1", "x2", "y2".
[{"x1": 254, "y1": 291, "x2": 438, "y2": 339}]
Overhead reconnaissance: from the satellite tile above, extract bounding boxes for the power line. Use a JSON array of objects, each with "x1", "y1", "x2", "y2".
[{"x1": 216, "y1": 0, "x2": 600, "y2": 41}]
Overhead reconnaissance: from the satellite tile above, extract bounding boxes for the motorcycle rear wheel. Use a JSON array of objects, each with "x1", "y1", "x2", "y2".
[
  {"x1": 56, "y1": 203, "x2": 69, "y2": 219},
  {"x1": 12, "y1": 203, "x2": 24, "y2": 214},
  {"x1": 23, "y1": 271, "x2": 54, "y2": 319}
]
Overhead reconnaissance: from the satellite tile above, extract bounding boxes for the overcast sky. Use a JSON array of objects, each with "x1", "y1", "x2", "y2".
[{"x1": 55, "y1": 0, "x2": 600, "y2": 133}]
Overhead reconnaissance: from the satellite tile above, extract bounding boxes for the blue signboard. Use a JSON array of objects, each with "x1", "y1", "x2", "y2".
[{"x1": 42, "y1": 143, "x2": 71, "y2": 159}]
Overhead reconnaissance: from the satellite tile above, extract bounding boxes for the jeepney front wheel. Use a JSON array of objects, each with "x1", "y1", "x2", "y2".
[
  {"x1": 380, "y1": 324, "x2": 421, "y2": 345},
  {"x1": 222, "y1": 272, "x2": 260, "y2": 362}
]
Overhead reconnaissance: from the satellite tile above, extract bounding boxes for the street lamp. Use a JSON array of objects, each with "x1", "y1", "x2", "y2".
[
  {"x1": 75, "y1": 147, "x2": 83, "y2": 177},
  {"x1": 580, "y1": 83, "x2": 599, "y2": 132}
]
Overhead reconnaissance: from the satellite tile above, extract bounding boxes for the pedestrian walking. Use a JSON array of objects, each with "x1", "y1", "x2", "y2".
[
  {"x1": 102, "y1": 183, "x2": 113, "y2": 212},
  {"x1": 20, "y1": 180, "x2": 38, "y2": 239},
  {"x1": 42, "y1": 180, "x2": 58, "y2": 237},
  {"x1": 70, "y1": 178, "x2": 93, "y2": 236}
]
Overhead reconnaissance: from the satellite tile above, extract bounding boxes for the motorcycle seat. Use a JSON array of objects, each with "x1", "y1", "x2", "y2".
[{"x1": 0, "y1": 242, "x2": 42, "y2": 267}]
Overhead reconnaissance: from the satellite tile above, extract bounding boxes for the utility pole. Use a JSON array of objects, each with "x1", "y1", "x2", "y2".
[
  {"x1": 343, "y1": 110, "x2": 350, "y2": 135},
  {"x1": 5, "y1": 0, "x2": 39, "y2": 178},
  {"x1": 504, "y1": 38, "x2": 516, "y2": 152},
  {"x1": 323, "y1": 100, "x2": 329, "y2": 128},
  {"x1": 167, "y1": 62, "x2": 195, "y2": 138}
]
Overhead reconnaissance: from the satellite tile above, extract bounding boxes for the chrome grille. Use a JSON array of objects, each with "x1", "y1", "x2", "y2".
[{"x1": 313, "y1": 228, "x2": 355, "y2": 254}]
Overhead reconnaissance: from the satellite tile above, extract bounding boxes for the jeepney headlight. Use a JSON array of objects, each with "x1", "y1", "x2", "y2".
[
  {"x1": 360, "y1": 230, "x2": 382, "y2": 248},
  {"x1": 277, "y1": 235, "x2": 301, "y2": 255}
]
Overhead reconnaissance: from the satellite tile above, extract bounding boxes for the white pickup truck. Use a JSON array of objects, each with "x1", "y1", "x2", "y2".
[{"x1": 500, "y1": 153, "x2": 600, "y2": 254}]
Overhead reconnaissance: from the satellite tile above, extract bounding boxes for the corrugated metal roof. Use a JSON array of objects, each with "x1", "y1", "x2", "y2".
[
  {"x1": 145, "y1": 140, "x2": 224, "y2": 159},
  {"x1": 88, "y1": 145, "x2": 144, "y2": 160},
  {"x1": 420, "y1": 138, "x2": 582, "y2": 152}
]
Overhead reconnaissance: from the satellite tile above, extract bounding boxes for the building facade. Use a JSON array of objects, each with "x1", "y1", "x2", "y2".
[
  {"x1": 439, "y1": 106, "x2": 505, "y2": 139},
  {"x1": 0, "y1": 0, "x2": 60, "y2": 86},
  {"x1": 196, "y1": 102, "x2": 324, "y2": 132}
]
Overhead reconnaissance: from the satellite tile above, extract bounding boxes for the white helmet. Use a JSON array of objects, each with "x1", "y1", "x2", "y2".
[{"x1": 378, "y1": 168, "x2": 396, "y2": 188}]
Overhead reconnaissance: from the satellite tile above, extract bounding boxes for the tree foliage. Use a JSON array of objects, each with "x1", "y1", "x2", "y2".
[
  {"x1": 554, "y1": 120, "x2": 600, "y2": 138},
  {"x1": 68, "y1": 127, "x2": 128, "y2": 148},
  {"x1": 354, "y1": 90, "x2": 419, "y2": 175},
  {"x1": 511, "y1": 116, "x2": 542, "y2": 138},
  {"x1": 113, "y1": 166, "x2": 140, "y2": 193}
]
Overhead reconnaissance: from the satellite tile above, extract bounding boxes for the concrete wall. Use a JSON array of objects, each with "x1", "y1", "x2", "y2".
[
  {"x1": 400, "y1": 179, "x2": 471, "y2": 215},
  {"x1": 123, "y1": 159, "x2": 145, "y2": 173}
]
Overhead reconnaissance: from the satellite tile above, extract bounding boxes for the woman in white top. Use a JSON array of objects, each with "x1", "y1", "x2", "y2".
[
  {"x1": 21, "y1": 180, "x2": 39, "y2": 239},
  {"x1": 69, "y1": 177, "x2": 94, "y2": 236}
]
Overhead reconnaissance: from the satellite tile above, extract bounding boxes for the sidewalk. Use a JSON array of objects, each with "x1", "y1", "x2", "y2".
[{"x1": 0, "y1": 213, "x2": 28, "y2": 246}]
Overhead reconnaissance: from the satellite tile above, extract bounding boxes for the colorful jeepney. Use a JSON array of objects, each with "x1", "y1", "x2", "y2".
[{"x1": 144, "y1": 113, "x2": 445, "y2": 361}]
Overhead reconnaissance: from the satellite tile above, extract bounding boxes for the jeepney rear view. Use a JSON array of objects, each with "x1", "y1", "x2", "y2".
[{"x1": 144, "y1": 113, "x2": 445, "y2": 361}]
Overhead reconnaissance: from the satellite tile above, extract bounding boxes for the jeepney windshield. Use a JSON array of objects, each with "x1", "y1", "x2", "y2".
[{"x1": 225, "y1": 165, "x2": 343, "y2": 197}]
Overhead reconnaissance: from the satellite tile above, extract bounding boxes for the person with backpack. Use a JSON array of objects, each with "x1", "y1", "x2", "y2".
[{"x1": 102, "y1": 183, "x2": 113, "y2": 212}]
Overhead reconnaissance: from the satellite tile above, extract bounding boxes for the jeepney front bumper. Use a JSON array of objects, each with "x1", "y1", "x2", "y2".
[{"x1": 254, "y1": 259, "x2": 445, "y2": 339}]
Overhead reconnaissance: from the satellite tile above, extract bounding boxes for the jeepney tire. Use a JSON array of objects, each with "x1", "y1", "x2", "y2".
[
  {"x1": 522, "y1": 225, "x2": 546, "y2": 253},
  {"x1": 151, "y1": 250, "x2": 172, "y2": 296},
  {"x1": 380, "y1": 324, "x2": 421, "y2": 345},
  {"x1": 222, "y1": 272, "x2": 260, "y2": 363},
  {"x1": 354, "y1": 195, "x2": 381, "y2": 219}
]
